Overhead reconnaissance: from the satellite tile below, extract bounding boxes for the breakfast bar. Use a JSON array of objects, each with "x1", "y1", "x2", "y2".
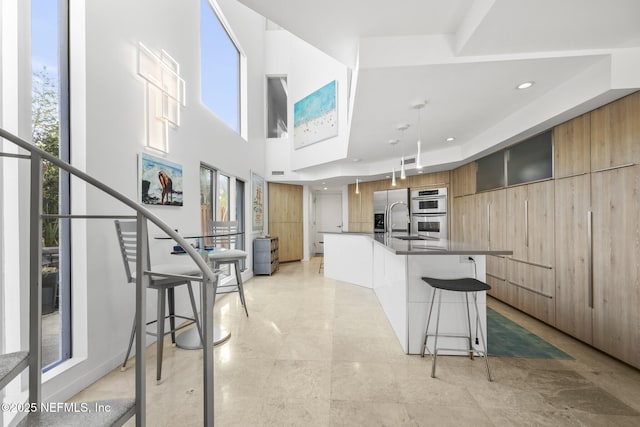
[{"x1": 323, "y1": 232, "x2": 512, "y2": 354}]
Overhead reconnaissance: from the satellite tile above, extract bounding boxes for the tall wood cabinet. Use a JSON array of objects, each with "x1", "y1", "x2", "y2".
[
  {"x1": 449, "y1": 91, "x2": 640, "y2": 368},
  {"x1": 591, "y1": 165, "x2": 640, "y2": 368},
  {"x1": 505, "y1": 180, "x2": 556, "y2": 325},
  {"x1": 554, "y1": 174, "x2": 592, "y2": 343},
  {"x1": 268, "y1": 182, "x2": 303, "y2": 262}
]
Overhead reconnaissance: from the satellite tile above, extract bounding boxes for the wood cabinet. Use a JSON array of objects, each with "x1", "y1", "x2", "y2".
[
  {"x1": 347, "y1": 171, "x2": 450, "y2": 232},
  {"x1": 554, "y1": 174, "x2": 592, "y2": 343},
  {"x1": 591, "y1": 165, "x2": 640, "y2": 368},
  {"x1": 505, "y1": 180, "x2": 555, "y2": 324},
  {"x1": 451, "y1": 162, "x2": 476, "y2": 197},
  {"x1": 554, "y1": 113, "x2": 591, "y2": 178},
  {"x1": 451, "y1": 195, "x2": 474, "y2": 243},
  {"x1": 590, "y1": 91, "x2": 640, "y2": 171},
  {"x1": 268, "y1": 182, "x2": 303, "y2": 262}
]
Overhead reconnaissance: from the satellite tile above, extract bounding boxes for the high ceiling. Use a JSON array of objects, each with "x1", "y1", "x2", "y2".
[{"x1": 238, "y1": 0, "x2": 640, "y2": 191}]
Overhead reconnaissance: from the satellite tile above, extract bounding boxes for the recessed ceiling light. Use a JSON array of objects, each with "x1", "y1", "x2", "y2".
[
  {"x1": 516, "y1": 81, "x2": 534, "y2": 90},
  {"x1": 323, "y1": 187, "x2": 328, "y2": 190},
  {"x1": 446, "y1": 137, "x2": 455, "y2": 142},
  {"x1": 352, "y1": 158, "x2": 361, "y2": 162},
  {"x1": 388, "y1": 139, "x2": 399, "y2": 145}
]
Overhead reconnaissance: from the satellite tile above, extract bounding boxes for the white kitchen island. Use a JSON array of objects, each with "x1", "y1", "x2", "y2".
[{"x1": 323, "y1": 232, "x2": 512, "y2": 354}]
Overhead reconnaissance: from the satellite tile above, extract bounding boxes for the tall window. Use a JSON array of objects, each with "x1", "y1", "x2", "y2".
[
  {"x1": 31, "y1": 0, "x2": 71, "y2": 370},
  {"x1": 200, "y1": 0, "x2": 241, "y2": 132},
  {"x1": 200, "y1": 165, "x2": 245, "y2": 271},
  {"x1": 267, "y1": 76, "x2": 288, "y2": 138}
]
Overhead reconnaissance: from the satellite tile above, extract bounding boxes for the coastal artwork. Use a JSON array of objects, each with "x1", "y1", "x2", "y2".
[
  {"x1": 294, "y1": 80, "x2": 337, "y2": 149},
  {"x1": 251, "y1": 171, "x2": 265, "y2": 232},
  {"x1": 140, "y1": 152, "x2": 183, "y2": 206}
]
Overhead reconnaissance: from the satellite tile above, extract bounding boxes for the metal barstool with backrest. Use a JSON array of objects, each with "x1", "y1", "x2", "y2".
[
  {"x1": 420, "y1": 276, "x2": 492, "y2": 381},
  {"x1": 207, "y1": 221, "x2": 249, "y2": 317},
  {"x1": 115, "y1": 220, "x2": 203, "y2": 382}
]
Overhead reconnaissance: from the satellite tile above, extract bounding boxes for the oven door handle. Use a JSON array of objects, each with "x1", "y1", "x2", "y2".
[{"x1": 411, "y1": 213, "x2": 447, "y2": 218}]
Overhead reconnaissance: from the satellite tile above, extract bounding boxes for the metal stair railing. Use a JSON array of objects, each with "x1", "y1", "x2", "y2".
[{"x1": 0, "y1": 127, "x2": 219, "y2": 426}]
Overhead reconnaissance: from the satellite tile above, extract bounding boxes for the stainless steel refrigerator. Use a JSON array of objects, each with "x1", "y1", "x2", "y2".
[{"x1": 373, "y1": 188, "x2": 410, "y2": 233}]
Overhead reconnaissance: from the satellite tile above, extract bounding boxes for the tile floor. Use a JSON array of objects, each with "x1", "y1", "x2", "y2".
[{"x1": 71, "y1": 258, "x2": 640, "y2": 426}]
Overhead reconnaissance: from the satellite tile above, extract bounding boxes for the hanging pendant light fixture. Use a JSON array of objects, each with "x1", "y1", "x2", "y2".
[
  {"x1": 355, "y1": 178, "x2": 360, "y2": 194},
  {"x1": 412, "y1": 101, "x2": 426, "y2": 169},
  {"x1": 388, "y1": 138, "x2": 400, "y2": 186},
  {"x1": 397, "y1": 124, "x2": 409, "y2": 179}
]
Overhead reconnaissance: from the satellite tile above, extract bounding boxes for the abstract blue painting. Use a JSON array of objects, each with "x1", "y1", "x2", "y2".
[{"x1": 294, "y1": 80, "x2": 338, "y2": 149}]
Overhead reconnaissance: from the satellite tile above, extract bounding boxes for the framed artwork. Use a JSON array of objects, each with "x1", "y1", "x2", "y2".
[
  {"x1": 140, "y1": 152, "x2": 183, "y2": 206},
  {"x1": 294, "y1": 79, "x2": 338, "y2": 149},
  {"x1": 251, "y1": 171, "x2": 265, "y2": 232}
]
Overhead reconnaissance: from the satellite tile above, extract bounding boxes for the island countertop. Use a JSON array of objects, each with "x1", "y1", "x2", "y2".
[{"x1": 322, "y1": 231, "x2": 513, "y2": 256}]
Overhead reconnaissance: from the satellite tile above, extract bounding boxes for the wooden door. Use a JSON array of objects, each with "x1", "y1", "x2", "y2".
[
  {"x1": 554, "y1": 175, "x2": 592, "y2": 343},
  {"x1": 526, "y1": 180, "x2": 555, "y2": 267},
  {"x1": 451, "y1": 162, "x2": 476, "y2": 197},
  {"x1": 591, "y1": 165, "x2": 640, "y2": 368},
  {"x1": 268, "y1": 182, "x2": 303, "y2": 262},
  {"x1": 554, "y1": 113, "x2": 591, "y2": 178},
  {"x1": 506, "y1": 185, "x2": 527, "y2": 260},
  {"x1": 590, "y1": 91, "x2": 640, "y2": 172},
  {"x1": 474, "y1": 192, "x2": 489, "y2": 247},
  {"x1": 452, "y1": 195, "x2": 474, "y2": 243},
  {"x1": 487, "y1": 189, "x2": 506, "y2": 250}
]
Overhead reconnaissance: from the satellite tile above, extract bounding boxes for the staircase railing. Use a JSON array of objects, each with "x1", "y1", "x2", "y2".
[{"x1": 0, "y1": 127, "x2": 219, "y2": 426}]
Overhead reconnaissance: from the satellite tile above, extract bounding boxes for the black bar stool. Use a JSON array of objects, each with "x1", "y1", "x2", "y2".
[{"x1": 420, "y1": 276, "x2": 492, "y2": 381}]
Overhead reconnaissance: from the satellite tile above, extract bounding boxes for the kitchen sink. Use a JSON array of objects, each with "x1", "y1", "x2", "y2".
[{"x1": 393, "y1": 235, "x2": 438, "y2": 241}]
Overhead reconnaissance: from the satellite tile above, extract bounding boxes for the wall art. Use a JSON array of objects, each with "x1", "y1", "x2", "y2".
[
  {"x1": 294, "y1": 80, "x2": 337, "y2": 149},
  {"x1": 140, "y1": 152, "x2": 183, "y2": 206}
]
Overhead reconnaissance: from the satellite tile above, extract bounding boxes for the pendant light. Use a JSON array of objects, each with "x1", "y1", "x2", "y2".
[
  {"x1": 355, "y1": 178, "x2": 360, "y2": 194},
  {"x1": 412, "y1": 101, "x2": 426, "y2": 169},
  {"x1": 388, "y1": 139, "x2": 399, "y2": 186},
  {"x1": 397, "y1": 124, "x2": 409, "y2": 179}
]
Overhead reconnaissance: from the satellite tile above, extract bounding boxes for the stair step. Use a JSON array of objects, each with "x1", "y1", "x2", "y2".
[
  {"x1": 0, "y1": 351, "x2": 29, "y2": 390},
  {"x1": 16, "y1": 399, "x2": 136, "y2": 427}
]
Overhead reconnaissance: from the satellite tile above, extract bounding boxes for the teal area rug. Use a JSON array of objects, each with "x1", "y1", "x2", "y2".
[{"x1": 487, "y1": 308, "x2": 572, "y2": 359}]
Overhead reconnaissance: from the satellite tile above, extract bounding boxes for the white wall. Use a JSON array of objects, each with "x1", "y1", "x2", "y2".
[{"x1": 41, "y1": 0, "x2": 269, "y2": 402}]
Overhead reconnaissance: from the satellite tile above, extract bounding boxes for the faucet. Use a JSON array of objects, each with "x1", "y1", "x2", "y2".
[{"x1": 386, "y1": 201, "x2": 409, "y2": 234}]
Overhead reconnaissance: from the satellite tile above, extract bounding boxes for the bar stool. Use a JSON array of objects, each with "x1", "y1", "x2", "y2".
[
  {"x1": 207, "y1": 221, "x2": 249, "y2": 317},
  {"x1": 420, "y1": 276, "x2": 492, "y2": 381}
]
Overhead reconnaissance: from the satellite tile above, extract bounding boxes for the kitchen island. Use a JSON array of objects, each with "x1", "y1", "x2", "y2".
[{"x1": 323, "y1": 232, "x2": 512, "y2": 354}]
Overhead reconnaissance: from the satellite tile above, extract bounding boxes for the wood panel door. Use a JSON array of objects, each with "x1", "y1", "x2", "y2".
[
  {"x1": 452, "y1": 195, "x2": 474, "y2": 243},
  {"x1": 590, "y1": 91, "x2": 640, "y2": 172},
  {"x1": 591, "y1": 165, "x2": 640, "y2": 368},
  {"x1": 452, "y1": 162, "x2": 476, "y2": 197},
  {"x1": 268, "y1": 182, "x2": 303, "y2": 262},
  {"x1": 526, "y1": 180, "x2": 555, "y2": 267},
  {"x1": 487, "y1": 189, "x2": 507, "y2": 250},
  {"x1": 506, "y1": 185, "x2": 528, "y2": 260},
  {"x1": 554, "y1": 175, "x2": 592, "y2": 343},
  {"x1": 554, "y1": 113, "x2": 591, "y2": 178}
]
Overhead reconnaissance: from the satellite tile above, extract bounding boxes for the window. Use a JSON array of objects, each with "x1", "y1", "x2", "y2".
[
  {"x1": 506, "y1": 130, "x2": 553, "y2": 186},
  {"x1": 267, "y1": 76, "x2": 288, "y2": 138},
  {"x1": 199, "y1": 165, "x2": 246, "y2": 272},
  {"x1": 31, "y1": 0, "x2": 71, "y2": 370},
  {"x1": 200, "y1": 0, "x2": 241, "y2": 132}
]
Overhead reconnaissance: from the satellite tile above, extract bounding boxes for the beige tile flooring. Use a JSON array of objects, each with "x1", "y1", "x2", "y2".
[{"x1": 72, "y1": 258, "x2": 640, "y2": 426}]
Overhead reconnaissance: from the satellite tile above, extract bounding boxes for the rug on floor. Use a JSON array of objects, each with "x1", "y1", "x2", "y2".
[{"x1": 487, "y1": 308, "x2": 573, "y2": 359}]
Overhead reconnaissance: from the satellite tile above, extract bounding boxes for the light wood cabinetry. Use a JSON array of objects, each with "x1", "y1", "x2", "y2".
[
  {"x1": 346, "y1": 171, "x2": 450, "y2": 232},
  {"x1": 448, "y1": 91, "x2": 640, "y2": 368},
  {"x1": 505, "y1": 180, "x2": 555, "y2": 325},
  {"x1": 451, "y1": 162, "x2": 476, "y2": 197},
  {"x1": 591, "y1": 165, "x2": 640, "y2": 368},
  {"x1": 452, "y1": 195, "x2": 474, "y2": 243},
  {"x1": 554, "y1": 174, "x2": 592, "y2": 343},
  {"x1": 590, "y1": 91, "x2": 640, "y2": 171},
  {"x1": 554, "y1": 113, "x2": 591, "y2": 178},
  {"x1": 268, "y1": 182, "x2": 303, "y2": 262}
]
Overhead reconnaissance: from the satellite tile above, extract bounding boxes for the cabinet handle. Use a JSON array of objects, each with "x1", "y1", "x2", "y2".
[
  {"x1": 587, "y1": 210, "x2": 593, "y2": 308},
  {"x1": 487, "y1": 203, "x2": 491, "y2": 244},
  {"x1": 524, "y1": 199, "x2": 529, "y2": 247}
]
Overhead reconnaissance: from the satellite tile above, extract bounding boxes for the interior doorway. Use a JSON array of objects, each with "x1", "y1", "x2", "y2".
[{"x1": 314, "y1": 192, "x2": 342, "y2": 255}]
